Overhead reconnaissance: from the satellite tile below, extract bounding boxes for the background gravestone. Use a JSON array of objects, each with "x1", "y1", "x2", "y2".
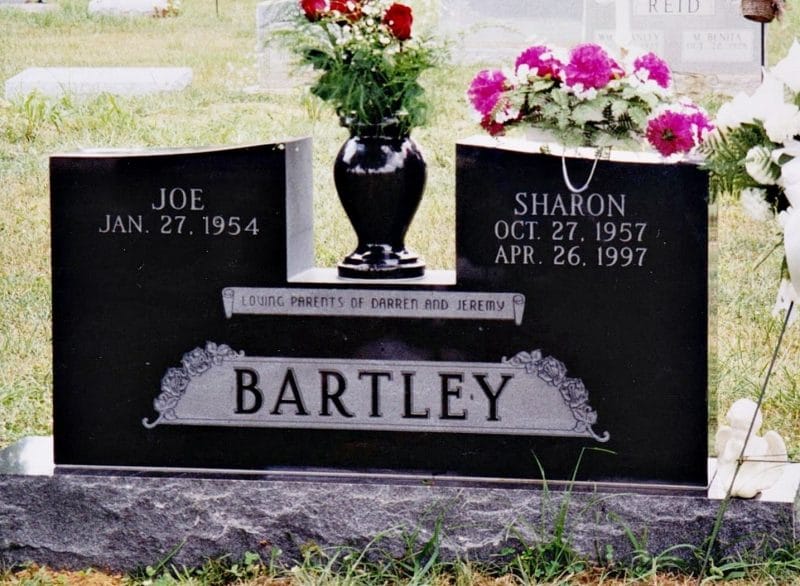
[
  {"x1": 585, "y1": 0, "x2": 763, "y2": 77},
  {"x1": 256, "y1": 0, "x2": 311, "y2": 90},
  {"x1": 87, "y1": 0, "x2": 172, "y2": 16},
  {"x1": 4, "y1": 67, "x2": 192, "y2": 100},
  {"x1": 438, "y1": 0, "x2": 762, "y2": 95},
  {"x1": 439, "y1": 0, "x2": 586, "y2": 63}
]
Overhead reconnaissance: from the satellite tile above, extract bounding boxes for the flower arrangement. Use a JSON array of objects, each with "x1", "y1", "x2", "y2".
[
  {"x1": 467, "y1": 42, "x2": 712, "y2": 157},
  {"x1": 702, "y1": 41, "x2": 800, "y2": 324},
  {"x1": 288, "y1": 0, "x2": 442, "y2": 134}
]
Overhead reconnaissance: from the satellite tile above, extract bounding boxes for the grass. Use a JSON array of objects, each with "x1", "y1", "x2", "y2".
[
  {"x1": 4, "y1": 531, "x2": 800, "y2": 584},
  {"x1": 1, "y1": 0, "x2": 797, "y2": 455},
  {"x1": 0, "y1": 6, "x2": 799, "y2": 584}
]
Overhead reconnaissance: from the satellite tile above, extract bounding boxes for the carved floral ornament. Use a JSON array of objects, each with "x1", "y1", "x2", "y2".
[
  {"x1": 502, "y1": 350, "x2": 609, "y2": 442},
  {"x1": 142, "y1": 342, "x2": 243, "y2": 428}
]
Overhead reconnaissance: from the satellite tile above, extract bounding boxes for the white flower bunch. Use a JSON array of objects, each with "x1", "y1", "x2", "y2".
[{"x1": 705, "y1": 41, "x2": 800, "y2": 323}]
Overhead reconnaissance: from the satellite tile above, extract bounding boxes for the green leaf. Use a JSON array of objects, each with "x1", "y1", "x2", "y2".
[
  {"x1": 700, "y1": 123, "x2": 777, "y2": 198},
  {"x1": 745, "y1": 145, "x2": 781, "y2": 184},
  {"x1": 551, "y1": 88, "x2": 570, "y2": 107},
  {"x1": 610, "y1": 98, "x2": 628, "y2": 119},
  {"x1": 572, "y1": 103, "x2": 606, "y2": 125}
]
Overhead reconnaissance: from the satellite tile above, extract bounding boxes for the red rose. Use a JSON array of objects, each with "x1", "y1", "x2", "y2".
[
  {"x1": 300, "y1": 0, "x2": 326, "y2": 21},
  {"x1": 383, "y1": 3, "x2": 413, "y2": 40},
  {"x1": 330, "y1": 0, "x2": 361, "y2": 19}
]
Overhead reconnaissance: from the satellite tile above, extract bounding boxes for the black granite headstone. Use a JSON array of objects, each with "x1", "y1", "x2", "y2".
[
  {"x1": 50, "y1": 137, "x2": 708, "y2": 486},
  {"x1": 455, "y1": 137, "x2": 709, "y2": 486}
]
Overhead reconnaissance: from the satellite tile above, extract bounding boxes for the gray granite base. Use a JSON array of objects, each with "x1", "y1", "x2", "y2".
[{"x1": 1, "y1": 438, "x2": 798, "y2": 572}]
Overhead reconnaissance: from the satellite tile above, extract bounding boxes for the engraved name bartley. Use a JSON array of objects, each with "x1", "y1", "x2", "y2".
[
  {"x1": 223, "y1": 288, "x2": 526, "y2": 325},
  {"x1": 143, "y1": 342, "x2": 609, "y2": 442}
]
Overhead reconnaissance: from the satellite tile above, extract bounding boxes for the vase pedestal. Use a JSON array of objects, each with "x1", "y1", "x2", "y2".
[{"x1": 338, "y1": 245, "x2": 425, "y2": 279}]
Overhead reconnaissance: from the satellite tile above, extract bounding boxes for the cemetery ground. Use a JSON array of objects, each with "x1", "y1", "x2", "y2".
[{"x1": 1, "y1": 0, "x2": 800, "y2": 583}]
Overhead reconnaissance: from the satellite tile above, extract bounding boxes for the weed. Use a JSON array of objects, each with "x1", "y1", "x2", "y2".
[
  {"x1": 503, "y1": 449, "x2": 614, "y2": 585},
  {"x1": 600, "y1": 515, "x2": 694, "y2": 583},
  {"x1": 126, "y1": 548, "x2": 271, "y2": 586},
  {"x1": 3, "y1": 93, "x2": 63, "y2": 143}
]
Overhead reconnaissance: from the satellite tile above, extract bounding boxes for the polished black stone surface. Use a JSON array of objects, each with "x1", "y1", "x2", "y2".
[
  {"x1": 49, "y1": 139, "x2": 709, "y2": 486},
  {"x1": 455, "y1": 141, "x2": 709, "y2": 485}
]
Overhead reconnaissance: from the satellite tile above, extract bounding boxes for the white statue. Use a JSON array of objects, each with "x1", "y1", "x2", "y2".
[{"x1": 709, "y1": 399, "x2": 788, "y2": 499}]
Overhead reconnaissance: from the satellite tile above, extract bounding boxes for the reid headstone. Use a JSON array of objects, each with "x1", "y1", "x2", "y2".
[{"x1": 585, "y1": 0, "x2": 762, "y2": 78}]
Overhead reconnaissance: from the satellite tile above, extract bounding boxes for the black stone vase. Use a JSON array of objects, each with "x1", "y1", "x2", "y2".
[{"x1": 334, "y1": 121, "x2": 426, "y2": 279}]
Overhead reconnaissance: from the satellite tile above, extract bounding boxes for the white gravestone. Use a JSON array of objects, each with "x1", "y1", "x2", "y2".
[
  {"x1": 88, "y1": 0, "x2": 170, "y2": 15},
  {"x1": 256, "y1": 0, "x2": 310, "y2": 90},
  {"x1": 439, "y1": 0, "x2": 586, "y2": 64},
  {"x1": 586, "y1": 0, "x2": 763, "y2": 77},
  {"x1": 4, "y1": 67, "x2": 192, "y2": 100}
]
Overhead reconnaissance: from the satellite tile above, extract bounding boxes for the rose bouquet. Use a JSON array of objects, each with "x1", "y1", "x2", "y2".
[
  {"x1": 289, "y1": 0, "x2": 442, "y2": 134},
  {"x1": 467, "y1": 42, "x2": 712, "y2": 157},
  {"x1": 702, "y1": 41, "x2": 800, "y2": 323}
]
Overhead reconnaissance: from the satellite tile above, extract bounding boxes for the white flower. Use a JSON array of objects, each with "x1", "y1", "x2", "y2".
[
  {"x1": 745, "y1": 145, "x2": 779, "y2": 185},
  {"x1": 778, "y1": 154, "x2": 800, "y2": 208},
  {"x1": 714, "y1": 92, "x2": 757, "y2": 129},
  {"x1": 771, "y1": 40, "x2": 800, "y2": 92},
  {"x1": 566, "y1": 84, "x2": 598, "y2": 101},
  {"x1": 551, "y1": 46, "x2": 570, "y2": 66},
  {"x1": 772, "y1": 279, "x2": 799, "y2": 327},
  {"x1": 716, "y1": 73, "x2": 800, "y2": 143},
  {"x1": 763, "y1": 102, "x2": 800, "y2": 144},
  {"x1": 784, "y1": 205, "x2": 800, "y2": 301},
  {"x1": 740, "y1": 187, "x2": 772, "y2": 222},
  {"x1": 714, "y1": 75, "x2": 788, "y2": 131},
  {"x1": 628, "y1": 74, "x2": 670, "y2": 100},
  {"x1": 515, "y1": 63, "x2": 531, "y2": 80},
  {"x1": 495, "y1": 108, "x2": 519, "y2": 123},
  {"x1": 747, "y1": 74, "x2": 800, "y2": 143}
]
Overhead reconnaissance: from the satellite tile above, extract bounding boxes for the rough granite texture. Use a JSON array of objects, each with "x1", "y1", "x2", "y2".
[{"x1": 0, "y1": 473, "x2": 797, "y2": 572}]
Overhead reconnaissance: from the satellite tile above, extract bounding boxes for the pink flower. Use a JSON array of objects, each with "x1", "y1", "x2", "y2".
[
  {"x1": 480, "y1": 115, "x2": 506, "y2": 136},
  {"x1": 564, "y1": 43, "x2": 621, "y2": 90},
  {"x1": 515, "y1": 45, "x2": 563, "y2": 79},
  {"x1": 633, "y1": 52, "x2": 671, "y2": 88},
  {"x1": 467, "y1": 69, "x2": 508, "y2": 116},
  {"x1": 688, "y1": 107, "x2": 714, "y2": 141},
  {"x1": 646, "y1": 110, "x2": 696, "y2": 156}
]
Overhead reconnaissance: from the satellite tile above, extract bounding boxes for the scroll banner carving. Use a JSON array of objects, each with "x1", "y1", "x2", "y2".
[
  {"x1": 222, "y1": 287, "x2": 526, "y2": 325},
  {"x1": 143, "y1": 342, "x2": 609, "y2": 442}
]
